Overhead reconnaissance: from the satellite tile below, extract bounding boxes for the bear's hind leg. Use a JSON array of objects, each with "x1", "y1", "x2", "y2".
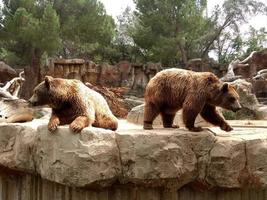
[
  {"x1": 93, "y1": 115, "x2": 118, "y2": 131},
  {"x1": 143, "y1": 102, "x2": 160, "y2": 130},
  {"x1": 70, "y1": 116, "x2": 90, "y2": 133},
  {"x1": 160, "y1": 112, "x2": 179, "y2": 128}
]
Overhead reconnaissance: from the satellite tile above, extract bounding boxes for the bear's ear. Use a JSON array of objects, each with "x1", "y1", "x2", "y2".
[
  {"x1": 44, "y1": 76, "x2": 53, "y2": 89},
  {"x1": 221, "y1": 83, "x2": 229, "y2": 93},
  {"x1": 232, "y1": 84, "x2": 238, "y2": 90}
]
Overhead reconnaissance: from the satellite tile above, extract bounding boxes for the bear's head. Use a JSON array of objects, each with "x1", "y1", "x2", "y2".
[
  {"x1": 29, "y1": 76, "x2": 75, "y2": 107},
  {"x1": 213, "y1": 83, "x2": 242, "y2": 112}
]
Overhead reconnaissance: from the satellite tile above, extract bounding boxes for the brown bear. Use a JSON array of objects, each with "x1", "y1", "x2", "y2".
[
  {"x1": 29, "y1": 76, "x2": 118, "y2": 132},
  {"x1": 143, "y1": 68, "x2": 241, "y2": 132}
]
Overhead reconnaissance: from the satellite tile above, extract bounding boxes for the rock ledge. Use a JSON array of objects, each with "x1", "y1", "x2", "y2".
[{"x1": 0, "y1": 119, "x2": 267, "y2": 190}]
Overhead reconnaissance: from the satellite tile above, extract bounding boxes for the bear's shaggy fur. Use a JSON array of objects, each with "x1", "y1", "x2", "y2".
[
  {"x1": 29, "y1": 76, "x2": 118, "y2": 132},
  {"x1": 143, "y1": 68, "x2": 241, "y2": 132}
]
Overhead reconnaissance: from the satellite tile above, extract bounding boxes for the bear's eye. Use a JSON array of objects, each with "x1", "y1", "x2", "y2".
[{"x1": 229, "y1": 97, "x2": 236, "y2": 102}]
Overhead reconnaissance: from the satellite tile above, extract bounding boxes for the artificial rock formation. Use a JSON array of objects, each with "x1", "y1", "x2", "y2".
[
  {"x1": 1, "y1": 119, "x2": 267, "y2": 192},
  {"x1": 225, "y1": 79, "x2": 265, "y2": 120},
  {"x1": 40, "y1": 59, "x2": 162, "y2": 91},
  {"x1": 1, "y1": 120, "x2": 267, "y2": 199},
  {"x1": 186, "y1": 58, "x2": 225, "y2": 77},
  {"x1": 0, "y1": 61, "x2": 17, "y2": 83}
]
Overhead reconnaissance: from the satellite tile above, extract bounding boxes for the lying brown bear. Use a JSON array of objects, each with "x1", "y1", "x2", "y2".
[
  {"x1": 29, "y1": 76, "x2": 118, "y2": 132},
  {"x1": 143, "y1": 68, "x2": 241, "y2": 132}
]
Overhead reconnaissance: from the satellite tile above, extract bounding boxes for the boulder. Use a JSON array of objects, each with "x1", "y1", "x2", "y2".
[
  {"x1": 0, "y1": 61, "x2": 17, "y2": 83},
  {"x1": 230, "y1": 79, "x2": 259, "y2": 110},
  {"x1": 0, "y1": 120, "x2": 121, "y2": 187},
  {"x1": 222, "y1": 79, "x2": 263, "y2": 120},
  {"x1": 35, "y1": 125, "x2": 121, "y2": 187},
  {"x1": 116, "y1": 128, "x2": 197, "y2": 188}
]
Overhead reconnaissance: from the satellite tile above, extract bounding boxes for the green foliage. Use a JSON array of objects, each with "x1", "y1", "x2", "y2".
[
  {"x1": 0, "y1": 1, "x2": 61, "y2": 66},
  {"x1": 222, "y1": 108, "x2": 262, "y2": 120},
  {"x1": 214, "y1": 26, "x2": 266, "y2": 64},
  {"x1": 130, "y1": 0, "x2": 213, "y2": 66},
  {"x1": 0, "y1": 0, "x2": 266, "y2": 69},
  {"x1": 222, "y1": 110, "x2": 236, "y2": 120},
  {"x1": 211, "y1": 0, "x2": 266, "y2": 64},
  {"x1": 127, "y1": 0, "x2": 267, "y2": 67},
  {"x1": 53, "y1": 0, "x2": 115, "y2": 60},
  {"x1": 0, "y1": 48, "x2": 22, "y2": 67},
  {"x1": 112, "y1": 7, "x2": 142, "y2": 62},
  {"x1": 245, "y1": 27, "x2": 266, "y2": 54},
  {"x1": 0, "y1": 0, "x2": 115, "y2": 66}
]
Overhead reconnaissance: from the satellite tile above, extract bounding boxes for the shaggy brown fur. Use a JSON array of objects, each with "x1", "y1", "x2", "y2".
[
  {"x1": 29, "y1": 76, "x2": 118, "y2": 132},
  {"x1": 143, "y1": 68, "x2": 241, "y2": 132}
]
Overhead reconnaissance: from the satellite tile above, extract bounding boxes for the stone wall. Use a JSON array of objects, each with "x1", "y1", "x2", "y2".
[
  {"x1": 40, "y1": 59, "x2": 162, "y2": 91},
  {"x1": 186, "y1": 58, "x2": 226, "y2": 77},
  {"x1": 234, "y1": 49, "x2": 267, "y2": 79},
  {"x1": 1, "y1": 120, "x2": 267, "y2": 199},
  {"x1": 1, "y1": 172, "x2": 267, "y2": 200}
]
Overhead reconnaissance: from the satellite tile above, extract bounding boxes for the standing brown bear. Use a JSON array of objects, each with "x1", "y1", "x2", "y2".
[
  {"x1": 29, "y1": 76, "x2": 118, "y2": 132},
  {"x1": 143, "y1": 68, "x2": 241, "y2": 132}
]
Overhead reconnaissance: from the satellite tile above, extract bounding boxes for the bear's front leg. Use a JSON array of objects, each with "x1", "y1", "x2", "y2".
[
  {"x1": 70, "y1": 116, "x2": 90, "y2": 133},
  {"x1": 48, "y1": 114, "x2": 60, "y2": 132},
  {"x1": 200, "y1": 104, "x2": 233, "y2": 132},
  {"x1": 220, "y1": 122, "x2": 233, "y2": 132}
]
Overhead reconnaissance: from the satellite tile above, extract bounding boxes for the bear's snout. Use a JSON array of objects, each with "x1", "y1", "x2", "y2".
[
  {"x1": 28, "y1": 99, "x2": 37, "y2": 107},
  {"x1": 231, "y1": 102, "x2": 242, "y2": 112},
  {"x1": 232, "y1": 106, "x2": 241, "y2": 112},
  {"x1": 28, "y1": 96, "x2": 38, "y2": 107}
]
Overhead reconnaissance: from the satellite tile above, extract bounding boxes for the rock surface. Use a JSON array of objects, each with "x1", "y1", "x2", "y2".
[
  {"x1": 223, "y1": 79, "x2": 265, "y2": 120},
  {"x1": 0, "y1": 119, "x2": 267, "y2": 190},
  {"x1": 0, "y1": 61, "x2": 17, "y2": 83}
]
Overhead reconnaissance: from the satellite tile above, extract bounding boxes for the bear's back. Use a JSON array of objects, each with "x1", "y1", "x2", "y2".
[
  {"x1": 75, "y1": 82, "x2": 114, "y2": 116},
  {"x1": 145, "y1": 68, "x2": 218, "y2": 107},
  {"x1": 146, "y1": 68, "x2": 193, "y2": 96}
]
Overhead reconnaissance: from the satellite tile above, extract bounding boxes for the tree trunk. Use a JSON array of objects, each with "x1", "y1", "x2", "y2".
[
  {"x1": 20, "y1": 49, "x2": 41, "y2": 99},
  {"x1": 178, "y1": 42, "x2": 188, "y2": 67}
]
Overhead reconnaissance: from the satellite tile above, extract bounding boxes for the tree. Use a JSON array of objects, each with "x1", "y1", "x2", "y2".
[
  {"x1": 206, "y1": 0, "x2": 266, "y2": 62},
  {"x1": 214, "y1": 26, "x2": 266, "y2": 64},
  {"x1": 131, "y1": 0, "x2": 213, "y2": 67},
  {"x1": 214, "y1": 32, "x2": 243, "y2": 64},
  {"x1": 245, "y1": 27, "x2": 266, "y2": 55},
  {"x1": 52, "y1": 0, "x2": 116, "y2": 61},
  {"x1": 110, "y1": 6, "x2": 143, "y2": 63},
  {"x1": 129, "y1": 0, "x2": 266, "y2": 67},
  {"x1": 0, "y1": 0, "x2": 116, "y2": 98},
  {"x1": 0, "y1": 0, "x2": 61, "y2": 98}
]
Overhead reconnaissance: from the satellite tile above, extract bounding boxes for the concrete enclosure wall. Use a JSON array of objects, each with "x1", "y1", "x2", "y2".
[{"x1": 1, "y1": 171, "x2": 267, "y2": 200}]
